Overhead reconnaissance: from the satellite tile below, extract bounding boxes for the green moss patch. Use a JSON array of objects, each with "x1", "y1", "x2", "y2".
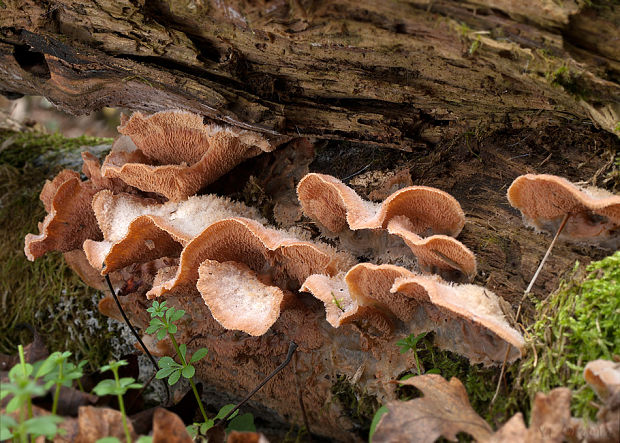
[
  {"x1": 517, "y1": 251, "x2": 620, "y2": 420},
  {"x1": 0, "y1": 130, "x2": 119, "y2": 371}
]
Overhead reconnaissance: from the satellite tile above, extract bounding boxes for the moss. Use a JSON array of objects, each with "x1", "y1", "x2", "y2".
[
  {"x1": 330, "y1": 374, "x2": 379, "y2": 438},
  {"x1": 546, "y1": 65, "x2": 589, "y2": 98},
  {"x1": 0, "y1": 130, "x2": 119, "y2": 371},
  {"x1": 517, "y1": 252, "x2": 620, "y2": 421}
]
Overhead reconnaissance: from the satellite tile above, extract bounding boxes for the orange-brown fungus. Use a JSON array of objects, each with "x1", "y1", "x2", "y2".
[
  {"x1": 297, "y1": 173, "x2": 476, "y2": 278},
  {"x1": 101, "y1": 110, "x2": 275, "y2": 201},
  {"x1": 508, "y1": 174, "x2": 620, "y2": 248},
  {"x1": 25, "y1": 171, "x2": 101, "y2": 261},
  {"x1": 302, "y1": 263, "x2": 524, "y2": 365},
  {"x1": 148, "y1": 217, "x2": 351, "y2": 299}
]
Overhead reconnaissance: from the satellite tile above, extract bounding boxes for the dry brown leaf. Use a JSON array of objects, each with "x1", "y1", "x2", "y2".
[
  {"x1": 152, "y1": 408, "x2": 192, "y2": 443},
  {"x1": 373, "y1": 374, "x2": 493, "y2": 443},
  {"x1": 76, "y1": 406, "x2": 137, "y2": 443}
]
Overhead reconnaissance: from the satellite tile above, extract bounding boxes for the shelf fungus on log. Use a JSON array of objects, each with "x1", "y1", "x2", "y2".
[
  {"x1": 148, "y1": 217, "x2": 354, "y2": 301},
  {"x1": 101, "y1": 110, "x2": 276, "y2": 201},
  {"x1": 83, "y1": 190, "x2": 262, "y2": 274},
  {"x1": 508, "y1": 174, "x2": 620, "y2": 248},
  {"x1": 297, "y1": 173, "x2": 476, "y2": 279},
  {"x1": 24, "y1": 170, "x2": 102, "y2": 261},
  {"x1": 302, "y1": 263, "x2": 525, "y2": 365}
]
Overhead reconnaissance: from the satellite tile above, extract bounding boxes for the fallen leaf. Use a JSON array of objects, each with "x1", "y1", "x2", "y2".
[
  {"x1": 75, "y1": 406, "x2": 137, "y2": 443},
  {"x1": 152, "y1": 407, "x2": 192, "y2": 443},
  {"x1": 372, "y1": 374, "x2": 493, "y2": 443},
  {"x1": 227, "y1": 431, "x2": 270, "y2": 443}
]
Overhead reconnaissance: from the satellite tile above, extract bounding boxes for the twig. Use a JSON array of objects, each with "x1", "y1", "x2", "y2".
[
  {"x1": 105, "y1": 274, "x2": 170, "y2": 406},
  {"x1": 490, "y1": 213, "x2": 570, "y2": 406},
  {"x1": 105, "y1": 274, "x2": 158, "y2": 368},
  {"x1": 216, "y1": 341, "x2": 298, "y2": 425}
]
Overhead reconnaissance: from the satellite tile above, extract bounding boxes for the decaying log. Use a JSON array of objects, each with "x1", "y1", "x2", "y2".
[{"x1": 1, "y1": 0, "x2": 618, "y2": 149}]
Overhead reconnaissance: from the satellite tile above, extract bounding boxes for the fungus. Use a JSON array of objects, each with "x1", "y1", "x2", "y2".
[
  {"x1": 197, "y1": 260, "x2": 286, "y2": 336},
  {"x1": 507, "y1": 174, "x2": 620, "y2": 248},
  {"x1": 83, "y1": 190, "x2": 262, "y2": 273},
  {"x1": 302, "y1": 263, "x2": 524, "y2": 365},
  {"x1": 583, "y1": 359, "x2": 620, "y2": 401},
  {"x1": 24, "y1": 171, "x2": 101, "y2": 261},
  {"x1": 101, "y1": 110, "x2": 275, "y2": 201},
  {"x1": 297, "y1": 173, "x2": 476, "y2": 278},
  {"x1": 148, "y1": 216, "x2": 353, "y2": 299}
]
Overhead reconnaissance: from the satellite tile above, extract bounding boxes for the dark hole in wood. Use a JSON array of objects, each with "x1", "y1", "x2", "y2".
[{"x1": 13, "y1": 44, "x2": 51, "y2": 79}]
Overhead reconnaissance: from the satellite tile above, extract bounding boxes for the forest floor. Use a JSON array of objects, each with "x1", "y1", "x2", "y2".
[{"x1": 1, "y1": 98, "x2": 618, "y2": 441}]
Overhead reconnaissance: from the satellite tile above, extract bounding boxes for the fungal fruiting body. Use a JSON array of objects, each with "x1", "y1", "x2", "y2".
[
  {"x1": 101, "y1": 110, "x2": 275, "y2": 201},
  {"x1": 508, "y1": 174, "x2": 620, "y2": 248},
  {"x1": 297, "y1": 173, "x2": 476, "y2": 279},
  {"x1": 302, "y1": 263, "x2": 525, "y2": 365}
]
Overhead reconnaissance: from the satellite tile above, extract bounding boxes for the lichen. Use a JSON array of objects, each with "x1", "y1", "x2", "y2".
[
  {"x1": 0, "y1": 130, "x2": 121, "y2": 370},
  {"x1": 517, "y1": 251, "x2": 620, "y2": 420}
]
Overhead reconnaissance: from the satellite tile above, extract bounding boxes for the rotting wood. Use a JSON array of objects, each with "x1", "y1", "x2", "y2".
[{"x1": 1, "y1": 0, "x2": 618, "y2": 149}]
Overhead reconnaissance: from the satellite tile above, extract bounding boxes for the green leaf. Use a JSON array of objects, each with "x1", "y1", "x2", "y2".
[
  {"x1": 35, "y1": 355, "x2": 58, "y2": 378},
  {"x1": 165, "y1": 307, "x2": 175, "y2": 321},
  {"x1": 96, "y1": 437, "x2": 122, "y2": 443},
  {"x1": 167, "y1": 323, "x2": 177, "y2": 334},
  {"x1": 6, "y1": 395, "x2": 22, "y2": 413},
  {"x1": 186, "y1": 424, "x2": 198, "y2": 439},
  {"x1": 145, "y1": 324, "x2": 160, "y2": 334},
  {"x1": 170, "y1": 309, "x2": 185, "y2": 322},
  {"x1": 181, "y1": 365, "x2": 195, "y2": 379},
  {"x1": 156, "y1": 367, "x2": 176, "y2": 379},
  {"x1": 425, "y1": 368, "x2": 441, "y2": 375},
  {"x1": 190, "y1": 348, "x2": 208, "y2": 363},
  {"x1": 168, "y1": 369, "x2": 181, "y2": 385},
  {"x1": 399, "y1": 374, "x2": 415, "y2": 381},
  {"x1": 136, "y1": 436, "x2": 153, "y2": 443},
  {"x1": 92, "y1": 379, "x2": 117, "y2": 396},
  {"x1": 179, "y1": 344, "x2": 186, "y2": 360},
  {"x1": 200, "y1": 419, "x2": 214, "y2": 434},
  {"x1": 215, "y1": 404, "x2": 238, "y2": 420},
  {"x1": 0, "y1": 414, "x2": 17, "y2": 440},
  {"x1": 369, "y1": 405, "x2": 389, "y2": 442},
  {"x1": 158, "y1": 356, "x2": 176, "y2": 368},
  {"x1": 226, "y1": 413, "x2": 255, "y2": 433},
  {"x1": 156, "y1": 328, "x2": 167, "y2": 340},
  {"x1": 23, "y1": 415, "x2": 64, "y2": 438}
]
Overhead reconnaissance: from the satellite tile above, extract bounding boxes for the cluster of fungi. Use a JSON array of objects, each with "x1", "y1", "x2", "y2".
[{"x1": 24, "y1": 110, "x2": 620, "y2": 435}]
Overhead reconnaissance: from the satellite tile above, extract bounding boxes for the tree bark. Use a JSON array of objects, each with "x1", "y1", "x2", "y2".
[{"x1": 0, "y1": 0, "x2": 618, "y2": 148}]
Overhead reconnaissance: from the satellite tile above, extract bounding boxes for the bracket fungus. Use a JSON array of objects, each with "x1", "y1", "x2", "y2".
[
  {"x1": 24, "y1": 170, "x2": 101, "y2": 261},
  {"x1": 101, "y1": 110, "x2": 275, "y2": 201},
  {"x1": 83, "y1": 190, "x2": 262, "y2": 274},
  {"x1": 297, "y1": 173, "x2": 476, "y2": 279},
  {"x1": 508, "y1": 174, "x2": 620, "y2": 248},
  {"x1": 302, "y1": 263, "x2": 524, "y2": 365},
  {"x1": 147, "y1": 217, "x2": 353, "y2": 301}
]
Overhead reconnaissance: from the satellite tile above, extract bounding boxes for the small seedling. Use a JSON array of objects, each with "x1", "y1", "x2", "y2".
[
  {"x1": 93, "y1": 360, "x2": 142, "y2": 443},
  {"x1": 0, "y1": 345, "x2": 64, "y2": 442},
  {"x1": 396, "y1": 332, "x2": 430, "y2": 375},
  {"x1": 37, "y1": 351, "x2": 86, "y2": 415},
  {"x1": 146, "y1": 301, "x2": 209, "y2": 424},
  {"x1": 332, "y1": 292, "x2": 345, "y2": 312}
]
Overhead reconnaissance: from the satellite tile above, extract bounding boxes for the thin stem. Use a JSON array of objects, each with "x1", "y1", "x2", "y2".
[
  {"x1": 51, "y1": 361, "x2": 63, "y2": 415},
  {"x1": 490, "y1": 213, "x2": 570, "y2": 407},
  {"x1": 113, "y1": 367, "x2": 132, "y2": 443},
  {"x1": 413, "y1": 350, "x2": 422, "y2": 375},
  {"x1": 18, "y1": 345, "x2": 33, "y2": 421},
  {"x1": 105, "y1": 275, "x2": 158, "y2": 368},
  {"x1": 218, "y1": 341, "x2": 298, "y2": 425},
  {"x1": 168, "y1": 333, "x2": 209, "y2": 423}
]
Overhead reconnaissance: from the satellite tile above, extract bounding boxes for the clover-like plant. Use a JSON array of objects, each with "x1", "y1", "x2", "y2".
[
  {"x1": 0, "y1": 345, "x2": 64, "y2": 442},
  {"x1": 396, "y1": 332, "x2": 431, "y2": 376},
  {"x1": 37, "y1": 351, "x2": 86, "y2": 415},
  {"x1": 93, "y1": 360, "x2": 142, "y2": 443},
  {"x1": 146, "y1": 301, "x2": 209, "y2": 424}
]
